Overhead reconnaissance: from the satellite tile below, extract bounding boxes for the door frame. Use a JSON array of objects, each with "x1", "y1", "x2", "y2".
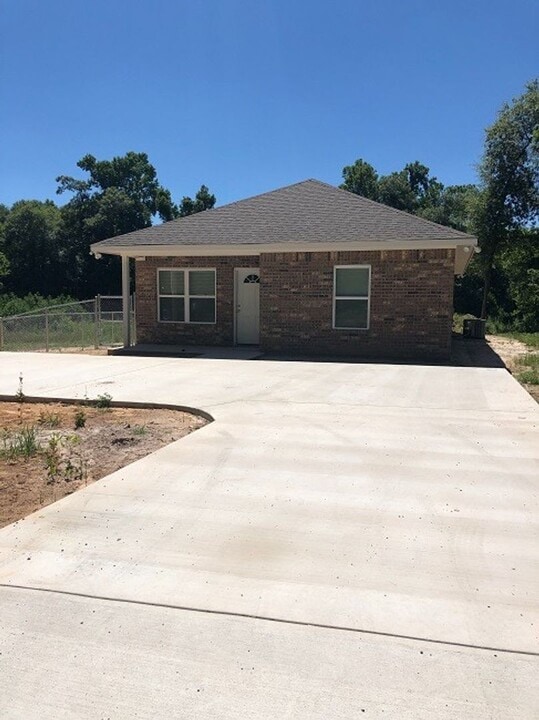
[{"x1": 234, "y1": 267, "x2": 260, "y2": 345}]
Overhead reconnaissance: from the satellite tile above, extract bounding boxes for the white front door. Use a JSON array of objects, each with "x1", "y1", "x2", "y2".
[{"x1": 235, "y1": 268, "x2": 260, "y2": 344}]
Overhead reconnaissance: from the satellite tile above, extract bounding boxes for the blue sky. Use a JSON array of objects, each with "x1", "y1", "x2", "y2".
[{"x1": 1, "y1": 0, "x2": 537, "y2": 208}]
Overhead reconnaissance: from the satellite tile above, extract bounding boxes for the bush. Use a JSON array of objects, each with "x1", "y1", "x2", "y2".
[
  {"x1": 0, "y1": 292, "x2": 77, "y2": 317},
  {"x1": 453, "y1": 313, "x2": 477, "y2": 333},
  {"x1": 94, "y1": 393, "x2": 112, "y2": 409}
]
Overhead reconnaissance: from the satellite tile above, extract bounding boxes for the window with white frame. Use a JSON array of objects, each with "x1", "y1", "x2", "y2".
[
  {"x1": 158, "y1": 269, "x2": 216, "y2": 323},
  {"x1": 333, "y1": 266, "x2": 370, "y2": 329}
]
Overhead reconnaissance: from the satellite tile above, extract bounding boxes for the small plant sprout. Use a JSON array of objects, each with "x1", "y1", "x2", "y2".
[
  {"x1": 38, "y1": 411, "x2": 61, "y2": 428},
  {"x1": 15, "y1": 372, "x2": 25, "y2": 424},
  {"x1": 43, "y1": 434, "x2": 86, "y2": 485},
  {"x1": 95, "y1": 392, "x2": 113, "y2": 410},
  {"x1": 44, "y1": 434, "x2": 62, "y2": 483},
  {"x1": 74, "y1": 407, "x2": 87, "y2": 429},
  {"x1": 15, "y1": 373, "x2": 25, "y2": 403}
]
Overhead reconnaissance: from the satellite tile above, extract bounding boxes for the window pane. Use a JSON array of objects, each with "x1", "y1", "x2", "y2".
[
  {"x1": 159, "y1": 297, "x2": 184, "y2": 322},
  {"x1": 159, "y1": 270, "x2": 184, "y2": 295},
  {"x1": 336, "y1": 267, "x2": 369, "y2": 297},
  {"x1": 335, "y1": 299, "x2": 368, "y2": 328},
  {"x1": 190, "y1": 298, "x2": 215, "y2": 323},
  {"x1": 189, "y1": 270, "x2": 215, "y2": 296}
]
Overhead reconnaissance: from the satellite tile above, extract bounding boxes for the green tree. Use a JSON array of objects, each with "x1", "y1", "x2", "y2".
[
  {"x1": 3, "y1": 200, "x2": 63, "y2": 296},
  {"x1": 179, "y1": 185, "x2": 216, "y2": 217},
  {"x1": 0, "y1": 203, "x2": 9, "y2": 289},
  {"x1": 342, "y1": 159, "x2": 446, "y2": 214},
  {"x1": 475, "y1": 80, "x2": 539, "y2": 319},
  {"x1": 496, "y1": 229, "x2": 539, "y2": 330},
  {"x1": 378, "y1": 162, "x2": 444, "y2": 214},
  {"x1": 57, "y1": 152, "x2": 177, "y2": 223},
  {"x1": 0, "y1": 203, "x2": 9, "y2": 235},
  {"x1": 57, "y1": 151, "x2": 177, "y2": 295},
  {"x1": 340, "y1": 159, "x2": 379, "y2": 200},
  {"x1": 419, "y1": 184, "x2": 479, "y2": 232},
  {"x1": 377, "y1": 170, "x2": 417, "y2": 212},
  {"x1": 0, "y1": 252, "x2": 9, "y2": 290}
]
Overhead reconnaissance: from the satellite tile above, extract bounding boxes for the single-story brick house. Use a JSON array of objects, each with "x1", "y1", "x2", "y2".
[{"x1": 91, "y1": 179, "x2": 477, "y2": 360}]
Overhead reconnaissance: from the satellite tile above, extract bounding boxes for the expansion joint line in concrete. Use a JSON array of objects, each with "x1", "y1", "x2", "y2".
[{"x1": 2, "y1": 583, "x2": 537, "y2": 658}]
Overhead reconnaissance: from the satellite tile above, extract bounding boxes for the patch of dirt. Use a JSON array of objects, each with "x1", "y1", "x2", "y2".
[
  {"x1": 0, "y1": 401, "x2": 207, "y2": 528},
  {"x1": 487, "y1": 335, "x2": 539, "y2": 402}
]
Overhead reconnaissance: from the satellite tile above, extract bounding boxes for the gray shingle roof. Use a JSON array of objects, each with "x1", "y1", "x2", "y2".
[{"x1": 91, "y1": 179, "x2": 476, "y2": 250}]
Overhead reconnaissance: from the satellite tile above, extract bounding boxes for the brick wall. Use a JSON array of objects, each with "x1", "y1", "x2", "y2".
[
  {"x1": 135, "y1": 255, "x2": 258, "y2": 345},
  {"x1": 135, "y1": 249, "x2": 455, "y2": 360},
  {"x1": 259, "y1": 249, "x2": 455, "y2": 360}
]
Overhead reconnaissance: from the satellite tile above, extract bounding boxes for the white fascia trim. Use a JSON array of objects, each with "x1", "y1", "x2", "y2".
[{"x1": 90, "y1": 238, "x2": 477, "y2": 258}]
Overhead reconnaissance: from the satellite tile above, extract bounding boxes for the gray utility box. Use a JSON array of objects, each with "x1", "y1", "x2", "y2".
[{"x1": 463, "y1": 318, "x2": 486, "y2": 339}]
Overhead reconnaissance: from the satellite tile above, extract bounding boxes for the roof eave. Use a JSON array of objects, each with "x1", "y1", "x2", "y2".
[{"x1": 91, "y1": 237, "x2": 477, "y2": 256}]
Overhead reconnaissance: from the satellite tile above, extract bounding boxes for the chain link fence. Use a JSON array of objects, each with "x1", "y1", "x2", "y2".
[{"x1": 0, "y1": 296, "x2": 135, "y2": 352}]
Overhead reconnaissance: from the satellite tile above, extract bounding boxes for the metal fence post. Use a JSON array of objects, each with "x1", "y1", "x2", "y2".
[
  {"x1": 94, "y1": 295, "x2": 101, "y2": 348},
  {"x1": 45, "y1": 309, "x2": 50, "y2": 352}
]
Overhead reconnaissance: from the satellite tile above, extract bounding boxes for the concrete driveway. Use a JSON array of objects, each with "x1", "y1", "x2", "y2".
[{"x1": 0, "y1": 352, "x2": 537, "y2": 718}]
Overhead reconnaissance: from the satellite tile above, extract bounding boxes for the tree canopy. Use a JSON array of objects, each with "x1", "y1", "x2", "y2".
[
  {"x1": 3, "y1": 200, "x2": 63, "y2": 296},
  {"x1": 179, "y1": 185, "x2": 216, "y2": 217},
  {"x1": 53, "y1": 152, "x2": 215, "y2": 296},
  {"x1": 0, "y1": 152, "x2": 216, "y2": 300},
  {"x1": 473, "y1": 80, "x2": 539, "y2": 318},
  {"x1": 340, "y1": 159, "x2": 379, "y2": 200},
  {"x1": 341, "y1": 157, "x2": 479, "y2": 233},
  {"x1": 0, "y1": 204, "x2": 9, "y2": 289}
]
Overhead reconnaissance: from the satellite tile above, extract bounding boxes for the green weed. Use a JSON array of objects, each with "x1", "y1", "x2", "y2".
[
  {"x1": 0, "y1": 425, "x2": 40, "y2": 460},
  {"x1": 38, "y1": 411, "x2": 61, "y2": 428},
  {"x1": 44, "y1": 434, "x2": 86, "y2": 484},
  {"x1": 74, "y1": 407, "x2": 87, "y2": 429},
  {"x1": 502, "y1": 332, "x2": 539, "y2": 350},
  {"x1": 94, "y1": 393, "x2": 112, "y2": 409},
  {"x1": 517, "y1": 368, "x2": 539, "y2": 385},
  {"x1": 518, "y1": 353, "x2": 539, "y2": 368}
]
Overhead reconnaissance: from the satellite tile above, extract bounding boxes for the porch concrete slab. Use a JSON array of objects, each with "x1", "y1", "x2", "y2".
[
  {"x1": 109, "y1": 343, "x2": 263, "y2": 360},
  {"x1": 0, "y1": 352, "x2": 538, "y2": 717}
]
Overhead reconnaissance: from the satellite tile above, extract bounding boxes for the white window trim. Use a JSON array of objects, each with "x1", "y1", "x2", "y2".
[
  {"x1": 332, "y1": 265, "x2": 371, "y2": 330},
  {"x1": 157, "y1": 267, "x2": 217, "y2": 324}
]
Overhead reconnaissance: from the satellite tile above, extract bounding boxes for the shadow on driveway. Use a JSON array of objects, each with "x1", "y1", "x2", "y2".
[{"x1": 259, "y1": 336, "x2": 507, "y2": 369}]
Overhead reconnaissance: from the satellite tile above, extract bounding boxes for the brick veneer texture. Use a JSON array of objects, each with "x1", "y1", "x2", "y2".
[
  {"x1": 135, "y1": 256, "x2": 259, "y2": 346},
  {"x1": 135, "y1": 249, "x2": 455, "y2": 360}
]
